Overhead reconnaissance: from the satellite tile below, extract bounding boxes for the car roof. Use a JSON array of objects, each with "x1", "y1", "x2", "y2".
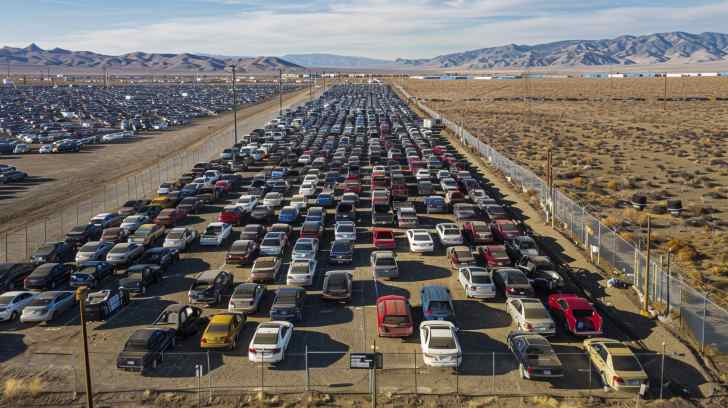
[
  {"x1": 378, "y1": 296, "x2": 409, "y2": 315},
  {"x1": 197, "y1": 269, "x2": 224, "y2": 281},
  {"x1": 421, "y1": 285, "x2": 450, "y2": 299},
  {"x1": 555, "y1": 294, "x2": 592, "y2": 309},
  {"x1": 209, "y1": 314, "x2": 235, "y2": 324}
]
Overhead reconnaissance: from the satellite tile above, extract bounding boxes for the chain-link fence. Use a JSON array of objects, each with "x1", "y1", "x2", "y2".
[
  {"x1": 0, "y1": 350, "x2": 673, "y2": 398},
  {"x1": 396, "y1": 85, "x2": 728, "y2": 357}
]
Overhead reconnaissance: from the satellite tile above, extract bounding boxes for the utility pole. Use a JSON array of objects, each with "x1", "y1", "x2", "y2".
[
  {"x1": 76, "y1": 287, "x2": 94, "y2": 408},
  {"x1": 278, "y1": 68, "x2": 283, "y2": 118},
  {"x1": 663, "y1": 73, "x2": 668, "y2": 111},
  {"x1": 642, "y1": 216, "x2": 652, "y2": 315},
  {"x1": 229, "y1": 64, "x2": 238, "y2": 146}
]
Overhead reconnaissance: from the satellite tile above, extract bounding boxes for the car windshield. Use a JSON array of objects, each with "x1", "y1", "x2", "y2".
[
  {"x1": 254, "y1": 330, "x2": 279, "y2": 345},
  {"x1": 167, "y1": 232, "x2": 184, "y2": 240},
  {"x1": 611, "y1": 355, "x2": 643, "y2": 372},
  {"x1": 338, "y1": 203, "x2": 352, "y2": 212},
  {"x1": 295, "y1": 242, "x2": 313, "y2": 251},
  {"x1": 262, "y1": 238, "x2": 280, "y2": 247},
  {"x1": 376, "y1": 257, "x2": 396, "y2": 266},
  {"x1": 206, "y1": 323, "x2": 230, "y2": 334},
  {"x1": 205, "y1": 226, "x2": 222, "y2": 235},
  {"x1": 507, "y1": 272, "x2": 529, "y2": 284},
  {"x1": 454, "y1": 249, "x2": 470, "y2": 258},
  {"x1": 332, "y1": 241, "x2": 351, "y2": 252},
  {"x1": 520, "y1": 240, "x2": 535, "y2": 249},
  {"x1": 524, "y1": 307, "x2": 550, "y2": 319},
  {"x1": 383, "y1": 315, "x2": 409, "y2": 325},
  {"x1": 429, "y1": 333, "x2": 456, "y2": 349},
  {"x1": 501, "y1": 223, "x2": 518, "y2": 231},
  {"x1": 290, "y1": 263, "x2": 310, "y2": 275},
  {"x1": 233, "y1": 285, "x2": 255, "y2": 298},
  {"x1": 0, "y1": 295, "x2": 16, "y2": 305},
  {"x1": 471, "y1": 274, "x2": 492, "y2": 284},
  {"x1": 573, "y1": 308, "x2": 594, "y2": 318},
  {"x1": 413, "y1": 233, "x2": 430, "y2": 241},
  {"x1": 110, "y1": 246, "x2": 129, "y2": 253},
  {"x1": 430, "y1": 301, "x2": 450, "y2": 313},
  {"x1": 338, "y1": 225, "x2": 354, "y2": 233},
  {"x1": 30, "y1": 297, "x2": 53, "y2": 306},
  {"x1": 80, "y1": 243, "x2": 99, "y2": 252},
  {"x1": 135, "y1": 226, "x2": 153, "y2": 235},
  {"x1": 256, "y1": 259, "x2": 275, "y2": 268},
  {"x1": 492, "y1": 250, "x2": 509, "y2": 258},
  {"x1": 326, "y1": 275, "x2": 349, "y2": 290}
]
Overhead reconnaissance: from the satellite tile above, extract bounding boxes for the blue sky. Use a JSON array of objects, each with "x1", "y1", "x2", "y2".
[{"x1": 4, "y1": 0, "x2": 728, "y2": 59}]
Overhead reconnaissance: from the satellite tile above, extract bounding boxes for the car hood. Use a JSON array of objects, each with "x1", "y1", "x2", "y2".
[{"x1": 119, "y1": 277, "x2": 142, "y2": 286}]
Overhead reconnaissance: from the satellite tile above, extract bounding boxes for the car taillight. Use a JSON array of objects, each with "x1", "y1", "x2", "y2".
[
  {"x1": 527, "y1": 367, "x2": 534, "y2": 374},
  {"x1": 201, "y1": 338, "x2": 207, "y2": 344},
  {"x1": 613, "y1": 376, "x2": 624, "y2": 385},
  {"x1": 249, "y1": 348, "x2": 256, "y2": 353},
  {"x1": 525, "y1": 323, "x2": 533, "y2": 330},
  {"x1": 272, "y1": 348, "x2": 281, "y2": 353},
  {"x1": 506, "y1": 287, "x2": 515, "y2": 293},
  {"x1": 424, "y1": 308, "x2": 432, "y2": 316}
]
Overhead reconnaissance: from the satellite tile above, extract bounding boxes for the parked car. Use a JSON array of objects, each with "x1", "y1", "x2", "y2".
[
  {"x1": 291, "y1": 238, "x2": 319, "y2": 262},
  {"x1": 99, "y1": 227, "x2": 129, "y2": 245},
  {"x1": 321, "y1": 270, "x2": 353, "y2": 302},
  {"x1": 118, "y1": 200, "x2": 149, "y2": 217},
  {"x1": 376, "y1": 295, "x2": 414, "y2": 338},
  {"x1": 217, "y1": 206, "x2": 244, "y2": 226},
  {"x1": 188, "y1": 270, "x2": 234, "y2": 306},
  {"x1": 506, "y1": 298, "x2": 556, "y2": 335},
  {"x1": 396, "y1": 206, "x2": 418, "y2": 228},
  {"x1": 516, "y1": 255, "x2": 565, "y2": 291},
  {"x1": 250, "y1": 257, "x2": 282, "y2": 283},
  {"x1": 493, "y1": 268, "x2": 535, "y2": 298},
  {"x1": 119, "y1": 264, "x2": 162, "y2": 295},
  {"x1": 583, "y1": 338, "x2": 649, "y2": 392},
  {"x1": 446, "y1": 246, "x2": 476, "y2": 269},
  {"x1": 492, "y1": 219, "x2": 520, "y2": 241},
  {"x1": 129, "y1": 224, "x2": 165, "y2": 247},
  {"x1": 436, "y1": 223, "x2": 464, "y2": 246},
  {"x1": 269, "y1": 287, "x2": 305, "y2": 321},
  {"x1": 70, "y1": 261, "x2": 114, "y2": 289},
  {"x1": 547, "y1": 294, "x2": 603, "y2": 336},
  {"x1": 477, "y1": 245, "x2": 512, "y2": 267},
  {"x1": 457, "y1": 267, "x2": 496, "y2": 299},
  {"x1": 372, "y1": 228, "x2": 396, "y2": 250},
  {"x1": 137, "y1": 247, "x2": 179, "y2": 271},
  {"x1": 420, "y1": 321, "x2": 462, "y2": 368},
  {"x1": 334, "y1": 221, "x2": 356, "y2": 242},
  {"x1": 0, "y1": 263, "x2": 35, "y2": 292},
  {"x1": 90, "y1": 213, "x2": 122, "y2": 229},
  {"x1": 225, "y1": 240, "x2": 259, "y2": 265},
  {"x1": 453, "y1": 203, "x2": 478, "y2": 221},
  {"x1": 65, "y1": 223, "x2": 102, "y2": 246},
  {"x1": 83, "y1": 288, "x2": 129, "y2": 321},
  {"x1": 199, "y1": 222, "x2": 232, "y2": 246},
  {"x1": 286, "y1": 260, "x2": 318, "y2": 287},
  {"x1": 200, "y1": 313, "x2": 245, "y2": 350},
  {"x1": 106, "y1": 243, "x2": 144, "y2": 267},
  {"x1": 75, "y1": 241, "x2": 114, "y2": 263},
  {"x1": 116, "y1": 328, "x2": 176, "y2": 373},
  {"x1": 406, "y1": 229, "x2": 434, "y2": 253},
  {"x1": 228, "y1": 283, "x2": 266, "y2": 314},
  {"x1": 163, "y1": 227, "x2": 198, "y2": 251},
  {"x1": 259, "y1": 232, "x2": 288, "y2": 257},
  {"x1": 248, "y1": 321, "x2": 294, "y2": 363},
  {"x1": 20, "y1": 290, "x2": 76, "y2": 323},
  {"x1": 249, "y1": 205, "x2": 274, "y2": 223},
  {"x1": 24, "y1": 263, "x2": 71, "y2": 290},
  {"x1": 506, "y1": 236, "x2": 540, "y2": 260},
  {"x1": 120, "y1": 215, "x2": 149, "y2": 234},
  {"x1": 177, "y1": 196, "x2": 203, "y2": 214},
  {"x1": 329, "y1": 239, "x2": 354, "y2": 265},
  {"x1": 370, "y1": 251, "x2": 399, "y2": 280},
  {"x1": 462, "y1": 221, "x2": 493, "y2": 244},
  {"x1": 278, "y1": 206, "x2": 300, "y2": 224},
  {"x1": 300, "y1": 221, "x2": 324, "y2": 240},
  {"x1": 31, "y1": 241, "x2": 74, "y2": 265},
  {"x1": 240, "y1": 224, "x2": 267, "y2": 242},
  {"x1": 507, "y1": 332, "x2": 563, "y2": 380},
  {"x1": 0, "y1": 291, "x2": 38, "y2": 322},
  {"x1": 420, "y1": 285, "x2": 456, "y2": 322},
  {"x1": 155, "y1": 208, "x2": 187, "y2": 227}
]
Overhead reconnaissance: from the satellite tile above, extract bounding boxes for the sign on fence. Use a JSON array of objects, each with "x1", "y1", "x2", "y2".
[{"x1": 349, "y1": 352, "x2": 383, "y2": 369}]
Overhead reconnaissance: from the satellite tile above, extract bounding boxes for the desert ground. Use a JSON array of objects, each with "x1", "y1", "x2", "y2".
[{"x1": 400, "y1": 77, "x2": 728, "y2": 301}]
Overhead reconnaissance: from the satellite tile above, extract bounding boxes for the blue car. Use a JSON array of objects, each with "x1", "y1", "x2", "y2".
[
  {"x1": 421, "y1": 285, "x2": 456, "y2": 322},
  {"x1": 278, "y1": 206, "x2": 299, "y2": 223},
  {"x1": 425, "y1": 195, "x2": 448, "y2": 213},
  {"x1": 317, "y1": 193, "x2": 335, "y2": 208}
]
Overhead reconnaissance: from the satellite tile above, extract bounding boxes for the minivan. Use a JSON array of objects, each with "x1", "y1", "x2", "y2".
[{"x1": 420, "y1": 285, "x2": 456, "y2": 322}]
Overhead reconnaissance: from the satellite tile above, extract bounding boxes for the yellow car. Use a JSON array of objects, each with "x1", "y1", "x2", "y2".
[
  {"x1": 200, "y1": 313, "x2": 245, "y2": 350},
  {"x1": 584, "y1": 338, "x2": 649, "y2": 393},
  {"x1": 151, "y1": 196, "x2": 174, "y2": 209}
]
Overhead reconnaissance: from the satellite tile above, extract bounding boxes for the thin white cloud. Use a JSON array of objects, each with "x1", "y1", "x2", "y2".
[{"x1": 47, "y1": 0, "x2": 728, "y2": 59}]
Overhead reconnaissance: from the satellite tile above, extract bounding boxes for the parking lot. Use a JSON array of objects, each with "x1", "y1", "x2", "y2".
[{"x1": 0, "y1": 83, "x2": 707, "y2": 402}]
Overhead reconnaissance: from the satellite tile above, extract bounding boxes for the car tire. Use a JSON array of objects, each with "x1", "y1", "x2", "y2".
[
  {"x1": 519, "y1": 363, "x2": 526, "y2": 379},
  {"x1": 152, "y1": 358, "x2": 158, "y2": 369},
  {"x1": 216, "y1": 293, "x2": 222, "y2": 306},
  {"x1": 171, "y1": 337, "x2": 176, "y2": 349},
  {"x1": 141, "y1": 286, "x2": 147, "y2": 295},
  {"x1": 10, "y1": 311, "x2": 18, "y2": 321}
]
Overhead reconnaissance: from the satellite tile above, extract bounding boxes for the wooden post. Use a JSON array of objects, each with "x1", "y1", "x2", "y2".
[{"x1": 642, "y1": 216, "x2": 652, "y2": 315}]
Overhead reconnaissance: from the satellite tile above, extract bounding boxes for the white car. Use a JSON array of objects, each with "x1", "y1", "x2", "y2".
[
  {"x1": 0, "y1": 291, "x2": 38, "y2": 322},
  {"x1": 236, "y1": 195, "x2": 258, "y2": 213},
  {"x1": 372, "y1": 165, "x2": 387, "y2": 176},
  {"x1": 406, "y1": 229, "x2": 435, "y2": 253},
  {"x1": 298, "y1": 155, "x2": 312, "y2": 165},
  {"x1": 289, "y1": 194, "x2": 307, "y2": 211},
  {"x1": 334, "y1": 222, "x2": 356, "y2": 242},
  {"x1": 248, "y1": 321, "x2": 294, "y2": 363},
  {"x1": 199, "y1": 222, "x2": 233, "y2": 246},
  {"x1": 120, "y1": 214, "x2": 149, "y2": 233},
  {"x1": 506, "y1": 298, "x2": 556, "y2": 335},
  {"x1": 302, "y1": 174, "x2": 319, "y2": 185},
  {"x1": 192, "y1": 177, "x2": 213, "y2": 188},
  {"x1": 286, "y1": 260, "x2": 318, "y2": 286},
  {"x1": 20, "y1": 291, "x2": 76, "y2": 323},
  {"x1": 13, "y1": 143, "x2": 30, "y2": 154},
  {"x1": 299, "y1": 183, "x2": 316, "y2": 197},
  {"x1": 458, "y1": 267, "x2": 496, "y2": 299},
  {"x1": 415, "y1": 169, "x2": 431, "y2": 181},
  {"x1": 291, "y1": 238, "x2": 319, "y2": 261},
  {"x1": 420, "y1": 321, "x2": 462, "y2": 368},
  {"x1": 39, "y1": 144, "x2": 53, "y2": 154},
  {"x1": 203, "y1": 170, "x2": 221, "y2": 183},
  {"x1": 341, "y1": 192, "x2": 359, "y2": 205},
  {"x1": 435, "y1": 223, "x2": 464, "y2": 246},
  {"x1": 157, "y1": 183, "x2": 173, "y2": 195},
  {"x1": 436, "y1": 170, "x2": 451, "y2": 180},
  {"x1": 259, "y1": 232, "x2": 288, "y2": 256},
  {"x1": 263, "y1": 192, "x2": 284, "y2": 207},
  {"x1": 163, "y1": 227, "x2": 198, "y2": 251}
]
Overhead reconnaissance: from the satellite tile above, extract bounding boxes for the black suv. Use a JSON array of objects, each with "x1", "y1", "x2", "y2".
[
  {"x1": 0, "y1": 263, "x2": 35, "y2": 291},
  {"x1": 24, "y1": 263, "x2": 71, "y2": 290},
  {"x1": 269, "y1": 287, "x2": 305, "y2": 321},
  {"x1": 31, "y1": 241, "x2": 74, "y2": 265},
  {"x1": 65, "y1": 223, "x2": 103, "y2": 247}
]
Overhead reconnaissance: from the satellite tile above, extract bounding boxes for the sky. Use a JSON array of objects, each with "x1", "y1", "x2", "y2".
[{"x1": 4, "y1": 0, "x2": 728, "y2": 59}]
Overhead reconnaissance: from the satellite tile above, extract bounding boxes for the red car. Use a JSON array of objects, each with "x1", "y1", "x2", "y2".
[
  {"x1": 492, "y1": 220, "x2": 521, "y2": 242},
  {"x1": 463, "y1": 221, "x2": 493, "y2": 244},
  {"x1": 372, "y1": 228, "x2": 396, "y2": 249},
  {"x1": 547, "y1": 294, "x2": 603, "y2": 336},
  {"x1": 342, "y1": 181, "x2": 362, "y2": 194},
  {"x1": 477, "y1": 245, "x2": 511, "y2": 267},
  {"x1": 218, "y1": 206, "x2": 244, "y2": 226},
  {"x1": 215, "y1": 180, "x2": 233, "y2": 194},
  {"x1": 432, "y1": 145, "x2": 447, "y2": 155},
  {"x1": 154, "y1": 208, "x2": 187, "y2": 227},
  {"x1": 376, "y1": 295, "x2": 414, "y2": 338}
]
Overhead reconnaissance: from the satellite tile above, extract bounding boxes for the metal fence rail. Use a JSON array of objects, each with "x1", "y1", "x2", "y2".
[{"x1": 397, "y1": 86, "x2": 728, "y2": 356}]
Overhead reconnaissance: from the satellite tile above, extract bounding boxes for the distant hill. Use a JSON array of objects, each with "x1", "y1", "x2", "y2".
[
  {"x1": 0, "y1": 44, "x2": 304, "y2": 72},
  {"x1": 282, "y1": 53, "x2": 395, "y2": 68},
  {"x1": 395, "y1": 31, "x2": 728, "y2": 69}
]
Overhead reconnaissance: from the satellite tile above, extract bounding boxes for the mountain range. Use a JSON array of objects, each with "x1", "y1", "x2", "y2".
[
  {"x1": 3, "y1": 32, "x2": 728, "y2": 72},
  {"x1": 0, "y1": 44, "x2": 303, "y2": 72},
  {"x1": 395, "y1": 32, "x2": 728, "y2": 69}
]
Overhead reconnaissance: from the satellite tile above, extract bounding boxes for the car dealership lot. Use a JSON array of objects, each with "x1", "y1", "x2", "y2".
[{"x1": 0, "y1": 84, "x2": 695, "y2": 400}]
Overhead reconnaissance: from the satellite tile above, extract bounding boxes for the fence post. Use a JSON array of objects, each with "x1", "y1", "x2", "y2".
[
  {"x1": 305, "y1": 346, "x2": 310, "y2": 392},
  {"x1": 413, "y1": 350, "x2": 417, "y2": 394},
  {"x1": 700, "y1": 295, "x2": 708, "y2": 354},
  {"x1": 491, "y1": 352, "x2": 495, "y2": 392},
  {"x1": 208, "y1": 351, "x2": 212, "y2": 403},
  {"x1": 25, "y1": 226, "x2": 29, "y2": 259},
  {"x1": 43, "y1": 219, "x2": 47, "y2": 242},
  {"x1": 4, "y1": 232, "x2": 7, "y2": 262}
]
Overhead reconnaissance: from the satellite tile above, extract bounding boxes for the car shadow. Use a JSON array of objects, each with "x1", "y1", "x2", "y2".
[
  {"x1": 397, "y1": 260, "x2": 451, "y2": 282},
  {"x1": 0, "y1": 333, "x2": 27, "y2": 363},
  {"x1": 454, "y1": 300, "x2": 510, "y2": 330},
  {"x1": 275, "y1": 330, "x2": 349, "y2": 370},
  {"x1": 457, "y1": 331, "x2": 511, "y2": 376}
]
